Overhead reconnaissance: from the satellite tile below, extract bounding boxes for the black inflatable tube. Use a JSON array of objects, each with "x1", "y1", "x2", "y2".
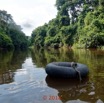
[{"x1": 45, "y1": 62, "x2": 89, "y2": 78}]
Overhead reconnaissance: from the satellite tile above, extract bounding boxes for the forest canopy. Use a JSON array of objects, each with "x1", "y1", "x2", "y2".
[
  {"x1": 31, "y1": 0, "x2": 104, "y2": 49},
  {"x1": 0, "y1": 10, "x2": 28, "y2": 50}
]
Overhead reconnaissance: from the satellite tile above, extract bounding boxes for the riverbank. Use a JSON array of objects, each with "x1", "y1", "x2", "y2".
[{"x1": 30, "y1": 45, "x2": 104, "y2": 51}]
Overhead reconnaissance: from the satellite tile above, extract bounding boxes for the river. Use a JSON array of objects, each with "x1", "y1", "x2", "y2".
[{"x1": 0, "y1": 48, "x2": 104, "y2": 103}]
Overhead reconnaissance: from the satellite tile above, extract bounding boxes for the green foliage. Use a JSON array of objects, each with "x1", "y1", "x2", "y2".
[
  {"x1": 8, "y1": 29, "x2": 28, "y2": 50},
  {"x1": 0, "y1": 10, "x2": 28, "y2": 50},
  {"x1": 99, "y1": 0, "x2": 104, "y2": 6},
  {"x1": 59, "y1": 16, "x2": 70, "y2": 26},
  {"x1": 31, "y1": 0, "x2": 104, "y2": 49},
  {"x1": 47, "y1": 27, "x2": 57, "y2": 37},
  {"x1": 76, "y1": 7, "x2": 104, "y2": 48},
  {"x1": 0, "y1": 33, "x2": 13, "y2": 49},
  {"x1": 31, "y1": 24, "x2": 48, "y2": 47}
]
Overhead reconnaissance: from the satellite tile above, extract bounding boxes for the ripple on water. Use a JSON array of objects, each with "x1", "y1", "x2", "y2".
[
  {"x1": 0, "y1": 79, "x2": 47, "y2": 95},
  {"x1": 0, "y1": 64, "x2": 47, "y2": 95}
]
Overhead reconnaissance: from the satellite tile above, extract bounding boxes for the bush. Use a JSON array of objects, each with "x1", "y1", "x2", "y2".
[{"x1": 0, "y1": 33, "x2": 14, "y2": 49}]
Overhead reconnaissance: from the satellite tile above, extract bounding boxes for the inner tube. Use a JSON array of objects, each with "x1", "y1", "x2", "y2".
[{"x1": 45, "y1": 62, "x2": 89, "y2": 78}]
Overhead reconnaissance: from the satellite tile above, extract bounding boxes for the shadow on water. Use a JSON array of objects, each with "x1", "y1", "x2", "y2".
[
  {"x1": 46, "y1": 76, "x2": 89, "y2": 90},
  {"x1": 0, "y1": 50, "x2": 28, "y2": 84},
  {"x1": 46, "y1": 75, "x2": 89, "y2": 102}
]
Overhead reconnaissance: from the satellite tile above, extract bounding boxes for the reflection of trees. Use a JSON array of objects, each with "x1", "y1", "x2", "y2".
[
  {"x1": 10, "y1": 50, "x2": 28, "y2": 70},
  {"x1": 46, "y1": 76, "x2": 90, "y2": 102},
  {"x1": 94, "y1": 76, "x2": 104, "y2": 101},
  {"x1": 0, "y1": 50, "x2": 13, "y2": 73},
  {"x1": 0, "y1": 50, "x2": 28, "y2": 84},
  {"x1": 73, "y1": 49, "x2": 104, "y2": 67},
  {"x1": 46, "y1": 75, "x2": 104, "y2": 102},
  {"x1": 0, "y1": 70, "x2": 14, "y2": 84},
  {"x1": 31, "y1": 48, "x2": 104, "y2": 102},
  {"x1": 73, "y1": 49, "x2": 104, "y2": 79},
  {"x1": 31, "y1": 48, "x2": 104, "y2": 70},
  {"x1": 31, "y1": 48, "x2": 47, "y2": 67},
  {"x1": 44, "y1": 48, "x2": 74, "y2": 63},
  {"x1": 31, "y1": 48, "x2": 74, "y2": 67},
  {"x1": 68, "y1": 49, "x2": 104, "y2": 102},
  {"x1": 0, "y1": 50, "x2": 14, "y2": 84}
]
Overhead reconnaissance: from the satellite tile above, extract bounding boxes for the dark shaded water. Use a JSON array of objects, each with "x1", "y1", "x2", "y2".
[{"x1": 0, "y1": 48, "x2": 104, "y2": 103}]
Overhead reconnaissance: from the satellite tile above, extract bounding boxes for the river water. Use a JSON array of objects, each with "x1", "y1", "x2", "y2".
[{"x1": 0, "y1": 48, "x2": 104, "y2": 103}]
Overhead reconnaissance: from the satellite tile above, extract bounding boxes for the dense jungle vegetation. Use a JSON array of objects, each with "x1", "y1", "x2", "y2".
[
  {"x1": 0, "y1": 10, "x2": 28, "y2": 50},
  {"x1": 31, "y1": 0, "x2": 104, "y2": 49}
]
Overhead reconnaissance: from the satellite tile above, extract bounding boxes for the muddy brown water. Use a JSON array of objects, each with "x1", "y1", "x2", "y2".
[{"x1": 0, "y1": 48, "x2": 104, "y2": 103}]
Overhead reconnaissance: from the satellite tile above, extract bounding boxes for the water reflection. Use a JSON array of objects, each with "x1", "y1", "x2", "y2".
[
  {"x1": 46, "y1": 76, "x2": 89, "y2": 102},
  {"x1": 31, "y1": 48, "x2": 104, "y2": 102},
  {"x1": 0, "y1": 48, "x2": 104, "y2": 103},
  {"x1": 0, "y1": 70, "x2": 14, "y2": 84},
  {"x1": 0, "y1": 50, "x2": 28, "y2": 84},
  {"x1": 31, "y1": 48, "x2": 74, "y2": 67}
]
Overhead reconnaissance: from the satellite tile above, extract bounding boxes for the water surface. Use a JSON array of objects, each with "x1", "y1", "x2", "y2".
[{"x1": 0, "y1": 48, "x2": 104, "y2": 103}]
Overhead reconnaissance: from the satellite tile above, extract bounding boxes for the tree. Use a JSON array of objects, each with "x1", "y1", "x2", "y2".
[
  {"x1": 31, "y1": 24, "x2": 48, "y2": 47},
  {"x1": 0, "y1": 33, "x2": 13, "y2": 49},
  {"x1": 0, "y1": 10, "x2": 28, "y2": 50},
  {"x1": 31, "y1": 0, "x2": 104, "y2": 49}
]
